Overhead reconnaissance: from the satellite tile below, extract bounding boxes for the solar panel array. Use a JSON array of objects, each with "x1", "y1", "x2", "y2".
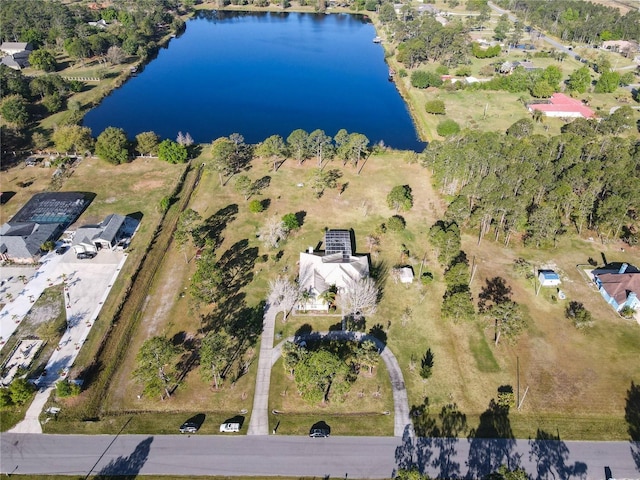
[{"x1": 324, "y1": 230, "x2": 352, "y2": 261}]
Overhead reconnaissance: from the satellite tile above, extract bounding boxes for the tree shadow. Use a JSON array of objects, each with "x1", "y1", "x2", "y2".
[
  {"x1": 370, "y1": 259, "x2": 389, "y2": 301},
  {"x1": 626, "y1": 381, "x2": 640, "y2": 441},
  {"x1": 195, "y1": 204, "x2": 238, "y2": 248},
  {"x1": 94, "y1": 436, "x2": 153, "y2": 479},
  {"x1": 217, "y1": 238, "x2": 258, "y2": 294},
  {"x1": 295, "y1": 210, "x2": 307, "y2": 227},
  {"x1": 200, "y1": 292, "x2": 247, "y2": 335},
  {"x1": 466, "y1": 399, "x2": 519, "y2": 479},
  {"x1": 368, "y1": 323, "x2": 387, "y2": 344},
  {"x1": 260, "y1": 198, "x2": 271, "y2": 211},
  {"x1": 253, "y1": 175, "x2": 271, "y2": 194},
  {"x1": 295, "y1": 323, "x2": 313, "y2": 337},
  {"x1": 528, "y1": 429, "x2": 588, "y2": 480},
  {"x1": 478, "y1": 276, "x2": 512, "y2": 312},
  {"x1": 394, "y1": 423, "x2": 434, "y2": 477},
  {"x1": 432, "y1": 403, "x2": 466, "y2": 480}
]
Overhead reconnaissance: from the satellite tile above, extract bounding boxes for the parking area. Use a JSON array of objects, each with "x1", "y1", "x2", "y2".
[{"x1": 0, "y1": 248, "x2": 128, "y2": 385}]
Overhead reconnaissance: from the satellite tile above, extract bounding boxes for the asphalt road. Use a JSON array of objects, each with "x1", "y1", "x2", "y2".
[{"x1": 1, "y1": 432, "x2": 639, "y2": 478}]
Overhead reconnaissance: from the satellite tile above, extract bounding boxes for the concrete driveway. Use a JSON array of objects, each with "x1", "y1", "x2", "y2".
[{"x1": 3, "y1": 248, "x2": 128, "y2": 433}]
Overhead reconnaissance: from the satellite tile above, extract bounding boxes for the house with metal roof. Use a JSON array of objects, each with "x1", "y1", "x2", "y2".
[
  {"x1": 298, "y1": 230, "x2": 370, "y2": 311},
  {"x1": 528, "y1": 93, "x2": 595, "y2": 119}
]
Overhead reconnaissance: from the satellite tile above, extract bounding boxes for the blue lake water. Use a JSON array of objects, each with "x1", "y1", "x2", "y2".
[{"x1": 83, "y1": 11, "x2": 425, "y2": 151}]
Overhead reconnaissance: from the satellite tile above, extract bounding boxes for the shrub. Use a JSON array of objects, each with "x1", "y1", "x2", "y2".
[
  {"x1": 56, "y1": 380, "x2": 81, "y2": 398},
  {"x1": 420, "y1": 271, "x2": 434, "y2": 285},
  {"x1": 411, "y1": 70, "x2": 443, "y2": 89},
  {"x1": 282, "y1": 212, "x2": 299, "y2": 231},
  {"x1": 0, "y1": 387, "x2": 13, "y2": 407},
  {"x1": 565, "y1": 301, "x2": 594, "y2": 329},
  {"x1": 387, "y1": 215, "x2": 406, "y2": 231},
  {"x1": 420, "y1": 348, "x2": 434, "y2": 379},
  {"x1": 9, "y1": 378, "x2": 35, "y2": 405},
  {"x1": 619, "y1": 305, "x2": 636, "y2": 319},
  {"x1": 436, "y1": 119, "x2": 461, "y2": 136},
  {"x1": 248, "y1": 199, "x2": 264, "y2": 213},
  {"x1": 425, "y1": 100, "x2": 446, "y2": 115}
]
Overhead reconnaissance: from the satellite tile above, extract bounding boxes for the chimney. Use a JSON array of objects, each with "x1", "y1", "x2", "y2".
[
  {"x1": 308, "y1": 247, "x2": 313, "y2": 254},
  {"x1": 619, "y1": 263, "x2": 629, "y2": 274}
]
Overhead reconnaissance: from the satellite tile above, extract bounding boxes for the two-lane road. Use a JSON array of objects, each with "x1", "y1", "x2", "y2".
[{"x1": 2, "y1": 432, "x2": 639, "y2": 478}]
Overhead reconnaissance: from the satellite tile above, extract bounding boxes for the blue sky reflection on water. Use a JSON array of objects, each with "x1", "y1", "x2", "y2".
[{"x1": 83, "y1": 11, "x2": 425, "y2": 151}]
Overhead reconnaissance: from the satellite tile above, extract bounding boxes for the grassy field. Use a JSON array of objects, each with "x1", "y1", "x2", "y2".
[
  {"x1": 2, "y1": 2, "x2": 639, "y2": 442},
  {"x1": 46, "y1": 145, "x2": 638, "y2": 441}
]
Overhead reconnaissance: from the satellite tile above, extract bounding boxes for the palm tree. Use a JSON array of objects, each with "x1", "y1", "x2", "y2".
[{"x1": 319, "y1": 288, "x2": 337, "y2": 311}]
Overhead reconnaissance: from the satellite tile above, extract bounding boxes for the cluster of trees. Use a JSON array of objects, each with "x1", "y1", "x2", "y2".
[
  {"x1": 470, "y1": 65, "x2": 564, "y2": 98},
  {"x1": 388, "y1": 15, "x2": 470, "y2": 68},
  {"x1": 0, "y1": 67, "x2": 83, "y2": 131},
  {"x1": 255, "y1": 128, "x2": 370, "y2": 172},
  {"x1": 495, "y1": 0, "x2": 640, "y2": 45},
  {"x1": 423, "y1": 110, "x2": 639, "y2": 246},
  {"x1": 0, "y1": 0, "x2": 187, "y2": 64},
  {"x1": 0, "y1": 378, "x2": 35, "y2": 408},
  {"x1": 281, "y1": 339, "x2": 379, "y2": 404}
]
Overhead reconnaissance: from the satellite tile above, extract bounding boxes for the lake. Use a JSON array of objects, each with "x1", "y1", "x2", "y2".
[{"x1": 83, "y1": 11, "x2": 425, "y2": 152}]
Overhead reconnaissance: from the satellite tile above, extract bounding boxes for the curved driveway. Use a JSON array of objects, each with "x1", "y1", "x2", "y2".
[
  {"x1": 247, "y1": 296, "x2": 413, "y2": 437},
  {"x1": 273, "y1": 331, "x2": 413, "y2": 437}
]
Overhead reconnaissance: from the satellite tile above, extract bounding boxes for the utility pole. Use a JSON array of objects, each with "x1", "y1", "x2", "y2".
[{"x1": 516, "y1": 356, "x2": 520, "y2": 408}]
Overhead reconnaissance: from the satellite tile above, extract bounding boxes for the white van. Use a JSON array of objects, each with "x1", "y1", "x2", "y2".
[{"x1": 220, "y1": 422, "x2": 240, "y2": 433}]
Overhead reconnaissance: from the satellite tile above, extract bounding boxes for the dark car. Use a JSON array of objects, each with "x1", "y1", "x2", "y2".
[
  {"x1": 55, "y1": 245, "x2": 69, "y2": 255},
  {"x1": 76, "y1": 251, "x2": 97, "y2": 260},
  {"x1": 309, "y1": 428, "x2": 330, "y2": 438},
  {"x1": 179, "y1": 422, "x2": 198, "y2": 434}
]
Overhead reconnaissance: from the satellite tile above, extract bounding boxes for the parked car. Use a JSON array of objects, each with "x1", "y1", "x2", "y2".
[
  {"x1": 179, "y1": 422, "x2": 198, "y2": 434},
  {"x1": 55, "y1": 245, "x2": 69, "y2": 255},
  {"x1": 219, "y1": 422, "x2": 240, "y2": 433},
  {"x1": 309, "y1": 428, "x2": 330, "y2": 438},
  {"x1": 76, "y1": 251, "x2": 97, "y2": 260}
]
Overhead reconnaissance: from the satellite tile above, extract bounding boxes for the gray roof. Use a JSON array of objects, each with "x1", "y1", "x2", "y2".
[
  {"x1": 0, "y1": 192, "x2": 90, "y2": 261},
  {"x1": 0, "y1": 42, "x2": 32, "y2": 54},
  {"x1": 0, "y1": 222, "x2": 60, "y2": 260},
  {"x1": 72, "y1": 214, "x2": 126, "y2": 247},
  {"x1": 0, "y1": 54, "x2": 28, "y2": 70}
]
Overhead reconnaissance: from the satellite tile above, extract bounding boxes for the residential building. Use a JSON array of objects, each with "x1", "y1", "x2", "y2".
[
  {"x1": 298, "y1": 230, "x2": 369, "y2": 311},
  {"x1": 593, "y1": 263, "x2": 640, "y2": 313},
  {"x1": 528, "y1": 93, "x2": 595, "y2": 119},
  {"x1": 0, "y1": 192, "x2": 90, "y2": 263}
]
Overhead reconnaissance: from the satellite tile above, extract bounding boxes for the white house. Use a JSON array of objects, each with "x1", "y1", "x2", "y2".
[{"x1": 298, "y1": 230, "x2": 369, "y2": 311}]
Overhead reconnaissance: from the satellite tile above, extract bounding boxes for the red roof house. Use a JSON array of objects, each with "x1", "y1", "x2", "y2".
[{"x1": 528, "y1": 93, "x2": 595, "y2": 119}]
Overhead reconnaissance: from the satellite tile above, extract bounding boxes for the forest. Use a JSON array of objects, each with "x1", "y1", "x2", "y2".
[
  {"x1": 495, "y1": 0, "x2": 640, "y2": 44},
  {"x1": 422, "y1": 110, "x2": 639, "y2": 247}
]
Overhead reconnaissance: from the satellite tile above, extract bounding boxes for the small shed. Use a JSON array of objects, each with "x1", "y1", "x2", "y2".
[
  {"x1": 398, "y1": 266, "x2": 414, "y2": 284},
  {"x1": 538, "y1": 270, "x2": 561, "y2": 287}
]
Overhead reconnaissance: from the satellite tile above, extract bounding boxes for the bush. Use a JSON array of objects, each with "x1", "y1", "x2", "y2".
[
  {"x1": 565, "y1": 301, "x2": 594, "y2": 329},
  {"x1": 424, "y1": 100, "x2": 446, "y2": 115},
  {"x1": 282, "y1": 212, "x2": 299, "y2": 231},
  {"x1": 411, "y1": 70, "x2": 443, "y2": 89},
  {"x1": 9, "y1": 378, "x2": 35, "y2": 405},
  {"x1": 436, "y1": 119, "x2": 461, "y2": 136},
  {"x1": 56, "y1": 380, "x2": 81, "y2": 398},
  {"x1": 0, "y1": 387, "x2": 13, "y2": 407},
  {"x1": 420, "y1": 271, "x2": 434, "y2": 285},
  {"x1": 387, "y1": 215, "x2": 406, "y2": 231},
  {"x1": 248, "y1": 199, "x2": 264, "y2": 213}
]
